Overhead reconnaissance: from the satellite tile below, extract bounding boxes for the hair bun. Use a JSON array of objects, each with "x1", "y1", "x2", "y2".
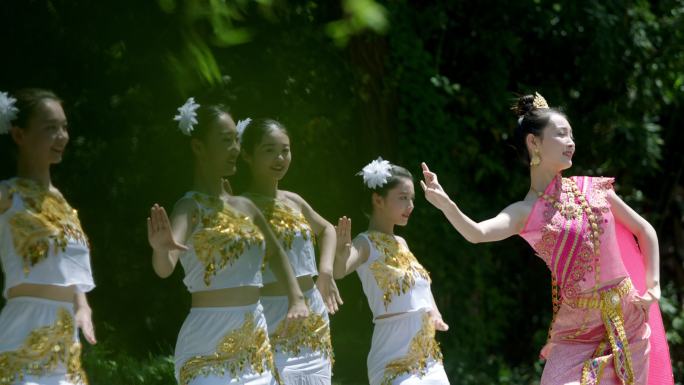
[{"x1": 512, "y1": 94, "x2": 536, "y2": 117}]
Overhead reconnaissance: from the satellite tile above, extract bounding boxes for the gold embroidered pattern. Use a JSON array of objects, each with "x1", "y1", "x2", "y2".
[
  {"x1": 248, "y1": 196, "x2": 314, "y2": 250},
  {"x1": 589, "y1": 177, "x2": 614, "y2": 211},
  {"x1": 576, "y1": 280, "x2": 636, "y2": 384},
  {"x1": 270, "y1": 308, "x2": 333, "y2": 364},
  {"x1": 382, "y1": 312, "x2": 443, "y2": 385},
  {"x1": 191, "y1": 193, "x2": 265, "y2": 286},
  {"x1": 367, "y1": 232, "x2": 431, "y2": 309},
  {"x1": 532, "y1": 177, "x2": 609, "y2": 342},
  {"x1": 179, "y1": 312, "x2": 277, "y2": 385},
  {"x1": 0, "y1": 308, "x2": 88, "y2": 385},
  {"x1": 9, "y1": 178, "x2": 89, "y2": 275}
]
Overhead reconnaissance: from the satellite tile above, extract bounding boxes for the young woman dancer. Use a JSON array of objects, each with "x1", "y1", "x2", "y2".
[
  {"x1": 0, "y1": 89, "x2": 96, "y2": 385},
  {"x1": 147, "y1": 99, "x2": 308, "y2": 385},
  {"x1": 333, "y1": 158, "x2": 450, "y2": 385},
  {"x1": 420, "y1": 93, "x2": 673, "y2": 385},
  {"x1": 238, "y1": 118, "x2": 341, "y2": 384}
]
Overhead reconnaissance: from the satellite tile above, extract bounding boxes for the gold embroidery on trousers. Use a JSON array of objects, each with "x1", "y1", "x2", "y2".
[
  {"x1": 270, "y1": 308, "x2": 334, "y2": 364},
  {"x1": 179, "y1": 312, "x2": 278, "y2": 385},
  {"x1": 0, "y1": 308, "x2": 88, "y2": 385},
  {"x1": 382, "y1": 312, "x2": 442, "y2": 385},
  {"x1": 570, "y1": 280, "x2": 636, "y2": 385}
]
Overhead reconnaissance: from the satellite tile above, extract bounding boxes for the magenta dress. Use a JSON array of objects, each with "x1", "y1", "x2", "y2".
[{"x1": 519, "y1": 175, "x2": 673, "y2": 385}]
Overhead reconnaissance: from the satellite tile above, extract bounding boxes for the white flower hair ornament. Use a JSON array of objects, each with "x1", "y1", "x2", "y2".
[
  {"x1": 236, "y1": 117, "x2": 252, "y2": 141},
  {"x1": 357, "y1": 157, "x2": 393, "y2": 189},
  {"x1": 173, "y1": 97, "x2": 200, "y2": 136},
  {"x1": 0, "y1": 91, "x2": 19, "y2": 135}
]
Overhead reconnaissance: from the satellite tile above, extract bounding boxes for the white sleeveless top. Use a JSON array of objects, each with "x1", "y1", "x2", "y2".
[
  {"x1": 179, "y1": 192, "x2": 266, "y2": 292},
  {"x1": 355, "y1": 231, "x2": 433, "y2": 320},
  {"x1": 244, "y1": 194, "x2": 318, "y2": 285},
  {"x1": 0, "y1": 178, "x2": 95, "y2": 299}
]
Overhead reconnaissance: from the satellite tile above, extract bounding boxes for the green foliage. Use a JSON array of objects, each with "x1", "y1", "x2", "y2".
[{"x1": 1, "y1": 0, "x2": 683, "y2": 383}]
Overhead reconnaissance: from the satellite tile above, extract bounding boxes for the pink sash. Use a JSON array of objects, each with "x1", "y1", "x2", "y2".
[{"x1": 616, "y1": 221, "x2": 674, "y2": 385}]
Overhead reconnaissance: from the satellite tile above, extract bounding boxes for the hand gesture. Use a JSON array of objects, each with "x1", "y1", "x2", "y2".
[
  {"x1": 335, "y1": 216, "x2": 352, "y2": 259},
  {"x1": 147, "y1": 204, "x2": 188, "y2": 252},
  {"x1": 420, "y1": 162, "x2": 452, "y2": 211},
  {"x1": 316, "y1": 272, "x2": 343, "y2": 314}
]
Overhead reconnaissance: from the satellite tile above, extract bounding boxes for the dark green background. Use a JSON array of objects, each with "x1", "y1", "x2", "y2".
[{"x1": 1, "y1": 1, "x2": 683, "y2": 384}]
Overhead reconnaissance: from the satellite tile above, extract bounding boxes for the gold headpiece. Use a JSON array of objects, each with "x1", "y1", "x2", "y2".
[{"x1": 532, "y1": 92, "x2": 549, "y2": 109}]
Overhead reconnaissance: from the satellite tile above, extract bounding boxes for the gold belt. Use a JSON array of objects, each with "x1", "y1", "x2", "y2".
[
  {"x1": 571, "y1": 279, "x2": 636, "y2": 385},
  {"x1": 566, "y1": 278, "x2": 632, "y2": 310}
]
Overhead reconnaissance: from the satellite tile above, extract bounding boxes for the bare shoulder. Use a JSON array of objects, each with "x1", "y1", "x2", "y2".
[
  {"x1": 169, "y1": 197, "x2": 200, "y2": 229},
  {"x1": 172, "y1": 196, "x2": 199, "y2": 216},
  {"x1": 352, "y1": 233, "x2": 371, "y2": 251},
  {"x1": 280, "y1": 190, "x2": 307, "y2": 210},
  {"x1": 352, "y1": 233, "x2": 371, "y2": 261}
]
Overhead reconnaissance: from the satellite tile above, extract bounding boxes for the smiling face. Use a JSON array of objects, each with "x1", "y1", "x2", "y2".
[
  {"x1": 244, "y1": 126, "x2": 291, "y2": 182},
  {"x1": 11, "y1": 99, "x2": 69, "y2": 166},
  {"x1": 527, "y1": 113, "x2": 576, "y2": 172},
  {"x1": 192, "y1": 112, "x2": 240, "y2": 177},
  {"x1": 372, "y1": 177, "x2": 415, "y2": 226}
]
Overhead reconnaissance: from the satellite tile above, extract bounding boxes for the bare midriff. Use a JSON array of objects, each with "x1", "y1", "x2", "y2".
[
  {"x1": 7, "y1": 283, "x2": 76, "y2": 302},
  {"x1": 260, "y1": 275, "x2": 315, "y2": 297},
  {"x1": 191, "y1": 286, "x2": 261, "y2": 307}
]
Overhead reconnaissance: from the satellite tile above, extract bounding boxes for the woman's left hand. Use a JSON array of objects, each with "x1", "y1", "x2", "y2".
[
  {"x1": 75, "y1": 306, "x2": 97, "y2": 345},
  {"x1": 633, "y1": 285, "x2": 660, "y2": 321},
  {"x1": 428, "y1": 308, "x2": 449, "y2": 331},
  {"x1": 316, "y1": 272, "x2": 343, "y2": 315},
  {"x1": 286, "y1": 297, "x2": 310, "y2": 320}
]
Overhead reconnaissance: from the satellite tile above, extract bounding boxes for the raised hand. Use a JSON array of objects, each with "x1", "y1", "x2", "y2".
[
  {"x1": 147, "y1": 204, "x2": 188, "y2": 252},
  {"x1": 420, "y1": 162, "x2": 453, "y2": 211},
  {"x1": 335, "y1": 216, "x2": 352, "y2": 259},
  {"x1": 316, "y1": 272, "x2": 343, "y2": 314}
]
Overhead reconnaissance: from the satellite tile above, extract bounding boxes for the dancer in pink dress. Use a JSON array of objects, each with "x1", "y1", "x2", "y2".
[{"x1": 420, "y1": 92, "x2": 673, "y2": 385}]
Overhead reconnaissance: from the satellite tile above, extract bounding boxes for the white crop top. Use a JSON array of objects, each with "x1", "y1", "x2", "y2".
[
  {"x1": 244, "y1": 195, "x2": 318, "y2": 285},
  {"x1": 0, "y1": 178, "x2": 95, "y2": 299},
  {"x1": 179, "y1": 192, "x2": 266, "y2": 292},
  {"x1": 355, "y1": 231, "x2": 434, "y2": 320}
]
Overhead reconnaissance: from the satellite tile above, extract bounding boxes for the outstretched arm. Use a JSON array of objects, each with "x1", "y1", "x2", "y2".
[{"x1": 420, "y1": 162, "x2": 527, "y2": 243}]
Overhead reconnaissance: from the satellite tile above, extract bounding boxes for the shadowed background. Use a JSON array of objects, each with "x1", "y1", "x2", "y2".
[{"x1": 1, "y1": 0, "x2": 683, "y2": 384}]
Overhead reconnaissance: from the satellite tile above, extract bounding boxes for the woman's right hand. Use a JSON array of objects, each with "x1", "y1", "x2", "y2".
[
  {"x1": 335, "y1": 216, "x2": 352, "y2": 259},
  {"x1": 420, "y1": 162, "x2": 453, "y2": 211},
  {"x1": 147, "y1": 204, "x2": 188, "y2": 252}
]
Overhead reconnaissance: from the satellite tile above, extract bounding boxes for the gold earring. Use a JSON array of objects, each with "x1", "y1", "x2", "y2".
[{"x1": 530, "y1": 148, "x2": 541, "y2": 167}]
